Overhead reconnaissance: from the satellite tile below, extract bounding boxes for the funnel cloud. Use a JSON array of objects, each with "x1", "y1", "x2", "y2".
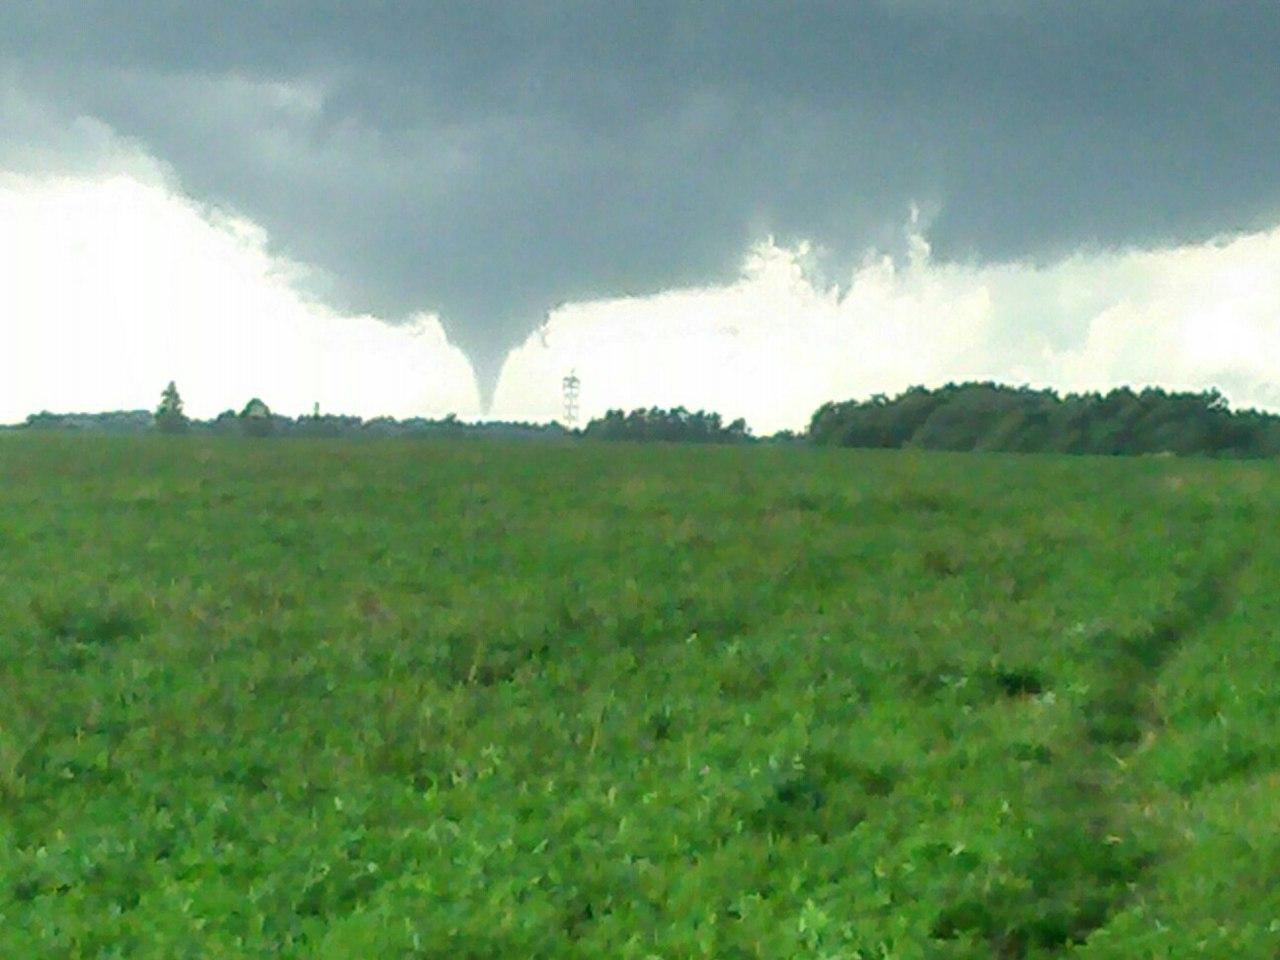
[{"x1": 3, "y1": 3, "x2": 1280, "y2": 404}]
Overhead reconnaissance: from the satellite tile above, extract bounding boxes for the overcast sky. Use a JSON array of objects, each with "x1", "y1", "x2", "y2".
[{"x1": 3, "y1": 3, "x2": 1280, "y2": 429}]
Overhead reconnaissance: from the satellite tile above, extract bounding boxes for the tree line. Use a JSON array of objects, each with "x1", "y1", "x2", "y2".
[
  {"x1": 806, "y1": 382, "x2": 1280, "y2": 457},
  {"x1": 581, "y1": 407, "x2": 754, "y2": 443},
  {"x1": 13, "y1": 379, "x2": 1280, "y2": 457},
  {"x1": 582, "y1": 383, "x2": 1280, "y2": 456},
  {"x1": 18, "y1": 383, "x2": 568, "y2": 441}
]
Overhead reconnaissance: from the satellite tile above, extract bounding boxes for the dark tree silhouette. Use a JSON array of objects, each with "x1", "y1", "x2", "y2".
[
  {"x1": 239, "y1": 398, "x2": 274, "y2": 438},
  {"x1": 155, "y1": 381, "x2": 189, "y2": 434},
  {"x1": 582, "y1": 407, "x2": 753, "y2": 443},
  {"x1": 808, "y1": 383, "x2": 1277, "y2": 458}
]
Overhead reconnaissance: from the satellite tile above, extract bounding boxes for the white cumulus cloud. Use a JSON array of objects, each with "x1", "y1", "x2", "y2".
[
  {"x1": 493, "y1": 224, "x2": 1280, "y2": 433},
  {"x1": 0, "y1": 171, "x2": 479, "y2": 423}
]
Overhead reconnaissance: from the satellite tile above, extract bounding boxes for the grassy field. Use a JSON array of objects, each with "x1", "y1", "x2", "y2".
[{"x1": 2, "y1": 435, "x2": 1278, "y2": 958}]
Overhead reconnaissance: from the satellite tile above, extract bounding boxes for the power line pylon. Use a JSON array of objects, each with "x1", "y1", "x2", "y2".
[{"x1": 562, "y1": 369, "x2": 580, "y2": 427}]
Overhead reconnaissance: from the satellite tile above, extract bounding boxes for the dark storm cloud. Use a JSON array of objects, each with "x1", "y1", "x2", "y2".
[{"x1": 4, "y1": 2, "x2": 1280, "y2": 399}]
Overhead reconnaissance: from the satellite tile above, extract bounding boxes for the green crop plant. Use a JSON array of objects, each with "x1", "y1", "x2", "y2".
[{"x1": 2, "y1": 434, "x2": 1279, "y2": 957}]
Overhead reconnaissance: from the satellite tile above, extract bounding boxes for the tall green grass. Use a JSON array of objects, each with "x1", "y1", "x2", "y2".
[{"x1": 1, "y1": 435, "x2": 1277, "y2": 957}]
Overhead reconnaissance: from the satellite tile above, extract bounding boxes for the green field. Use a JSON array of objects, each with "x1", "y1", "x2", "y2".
[{"x1": 2, "y1": 435, "x2": 1278, "y2": 958}]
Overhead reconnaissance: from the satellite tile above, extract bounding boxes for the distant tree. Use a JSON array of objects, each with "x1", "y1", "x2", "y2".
[
  {"x1": 582, "y1": 406, "x2": 753, "y2": 443},
  {"x1": 155, "y1": 381, "x2": 189, "y2": 434},
  {"x1": 239, "y1": 398, "x2": 274, "y2": 437},
  {"x1": 764, "y1": 428, "x2": 805, "y2": 444}
]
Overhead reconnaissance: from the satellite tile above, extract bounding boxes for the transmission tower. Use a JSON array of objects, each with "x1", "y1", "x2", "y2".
[{"x1": 562, "y1": 369, "x2": 580, "y2": 427}]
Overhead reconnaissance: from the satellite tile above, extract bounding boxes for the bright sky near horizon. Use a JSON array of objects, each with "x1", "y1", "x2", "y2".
[
  {"x1": 3, "y1": 4, "x2": 1280, "y2": 431},
  {"x1": 5, "y1": 166, "x2": 1280, "y2": 433}
]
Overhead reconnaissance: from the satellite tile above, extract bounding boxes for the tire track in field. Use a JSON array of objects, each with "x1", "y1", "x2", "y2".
[
  {"x1": 1083, "y1": 550, "x2": 1249, "y2": 751},
  {"x1": 933, "y1": 548, "x2": 1253, "y2": 957}
]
